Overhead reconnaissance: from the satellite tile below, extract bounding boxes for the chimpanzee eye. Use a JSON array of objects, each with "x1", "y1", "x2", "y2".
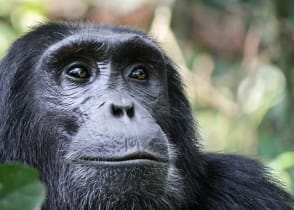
[
  {"x1": 129, "y1": 67, "x2": 148, "y2": 80},
  {"x1": 67, "y1": 66, "x2": 91, "y2": 79}
]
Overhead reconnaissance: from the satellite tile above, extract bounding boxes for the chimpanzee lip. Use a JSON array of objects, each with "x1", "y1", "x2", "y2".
[{"x1": 76, "y1": 151, "x2": 168, "y2": 164}]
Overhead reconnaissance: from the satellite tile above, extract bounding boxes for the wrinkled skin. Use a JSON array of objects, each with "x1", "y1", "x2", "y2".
[{"x1": 0, "y1": 22, "x2": 293, "y2": 210}]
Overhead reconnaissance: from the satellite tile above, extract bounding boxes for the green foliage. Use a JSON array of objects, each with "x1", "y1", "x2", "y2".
[
  {"x1": 0, "y1": 163, "x2": 46, "y2": 210},
  {"x1": 0, "y1": 0, "x2": 46, "y2": 56},
  {"x1": 269, "y1": 152, "x2": 294, "y2": 192},
  {"x1": 173, "y1": 0, "x2": 294, "y2": 194}
]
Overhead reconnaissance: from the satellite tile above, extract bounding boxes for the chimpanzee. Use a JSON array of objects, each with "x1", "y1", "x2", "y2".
[{"x1": 0, "y1": 22, "x2": 293, "y2": 209}]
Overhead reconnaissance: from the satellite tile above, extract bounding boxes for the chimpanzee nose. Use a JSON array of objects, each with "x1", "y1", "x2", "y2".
[{"x1": 110, "y1": 102, "x2": 135, "y2": 118}]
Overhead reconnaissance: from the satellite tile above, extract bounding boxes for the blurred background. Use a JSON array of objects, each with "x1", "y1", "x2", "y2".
[{"x1": 0, "y1": 0, "x2": 293, "y2": 194}]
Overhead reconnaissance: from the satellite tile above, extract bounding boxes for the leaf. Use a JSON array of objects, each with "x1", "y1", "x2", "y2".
[{"x1": 0, "y1": 163, "x2": 46, "y2": 210}]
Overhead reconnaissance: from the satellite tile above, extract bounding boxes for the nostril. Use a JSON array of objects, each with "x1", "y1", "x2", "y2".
[
  {"x1": 126, "y1": 104, "x2": 134, "y2": 118},
  {"x1": 111, "y1": 104, "x2": 124, "y2": 117},
  {"x1": 110, "y1": 103, "x2": 135, "y2": 118}
]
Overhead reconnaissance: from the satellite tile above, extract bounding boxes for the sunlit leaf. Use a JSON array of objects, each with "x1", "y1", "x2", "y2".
[{"x1": 0, "y1": 163, "x2": 46, "y2": 210}]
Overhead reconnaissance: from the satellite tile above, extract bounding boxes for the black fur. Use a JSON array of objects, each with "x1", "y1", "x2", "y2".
[{"x1": 0, "y1": 22, "x2": 293, "y2": 210}]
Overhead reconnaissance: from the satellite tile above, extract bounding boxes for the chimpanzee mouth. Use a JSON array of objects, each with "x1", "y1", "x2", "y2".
[{"x1": 75, "y1": 151, "x2": 168, "y2": 165}]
